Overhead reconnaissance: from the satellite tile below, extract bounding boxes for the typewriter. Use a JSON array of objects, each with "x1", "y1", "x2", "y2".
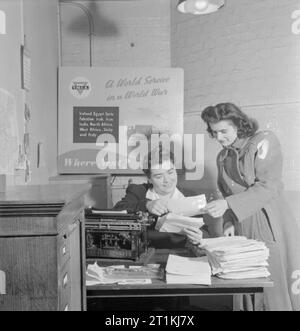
[{"x1": 85, "y1": 208, "x2": 155, "y2": 261}]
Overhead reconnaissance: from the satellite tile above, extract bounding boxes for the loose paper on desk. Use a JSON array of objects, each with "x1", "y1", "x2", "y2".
[
  {"x1": 86, "y1": 262, "x2": 163, "y2": 286},
  {"x1": 165, "y1": 254, "x2": 211, "y2": 285},
  {"x1": 167, "y1": 194, "x2": 207, "y2": 216},
  {"x1": 156, "y1": 213, "x2": 204, "y2": 233}
]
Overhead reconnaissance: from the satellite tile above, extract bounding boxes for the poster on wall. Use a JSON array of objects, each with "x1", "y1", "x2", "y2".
[{"x1": 58, "y1": 67, "x2": 184, "y2": 174}]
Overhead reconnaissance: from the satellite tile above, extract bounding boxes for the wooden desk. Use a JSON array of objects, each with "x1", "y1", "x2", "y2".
[{"x1": 86, "y1": 249, "x2": 273, "y2": 311}]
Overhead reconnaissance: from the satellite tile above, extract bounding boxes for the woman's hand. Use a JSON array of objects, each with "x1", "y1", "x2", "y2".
[
  {"x1": 202, "y1": 199, "x2": 229, "y2": 218},
  {"x1": 224, "y1": 221, "x2": 235, "y2": 237},
  {"x1": 183, "y1": 227, "x2": 203, "y2": 246},
  {"x1": 146, "y1": 199, "x2": 169, "y2": 216}
]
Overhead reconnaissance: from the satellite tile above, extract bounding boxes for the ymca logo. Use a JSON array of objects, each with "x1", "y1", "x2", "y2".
[{"x1": 69, "y1": 77, "x2": 91, "y2": 99}]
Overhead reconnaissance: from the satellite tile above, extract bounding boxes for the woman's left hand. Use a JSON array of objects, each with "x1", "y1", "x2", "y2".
[
  {"x1": 202, "y1": 199, "x2": 229, "y2": 218},
  {"x1": 183, "y1": 227, "x2": 203, "y2": 245}
]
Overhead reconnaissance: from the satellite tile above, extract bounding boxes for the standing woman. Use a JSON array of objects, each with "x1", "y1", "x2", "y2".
[{"x1": 198, "y1": 103, "x2": 300, "y2": 311}]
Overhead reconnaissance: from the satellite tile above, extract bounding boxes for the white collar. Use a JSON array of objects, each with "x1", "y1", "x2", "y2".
[{"x1": 146, "y1": 187, "x2": 184, "y2": 201}]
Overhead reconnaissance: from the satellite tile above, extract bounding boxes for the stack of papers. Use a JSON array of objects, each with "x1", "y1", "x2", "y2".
[
  {"x1": 200, "y1": 236, "x2": 270, "y2": 280},
  {"x1": 86, "y1": 263, "x2": 163, "y2": 286},
  {"x1": 167, "y1": 194, "x2": 207, "y2": 217},
  {"x1": 155, "y1": 213, "x2": 204, "y2": 233},
  {"x1": 165, "y1": 254, "x2": 211, "y2": 285}
]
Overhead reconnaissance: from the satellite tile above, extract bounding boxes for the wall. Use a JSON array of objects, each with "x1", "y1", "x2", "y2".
[
  {"x1": 59, "y1": 0, "x2": 171, "y2": 67},
  {"x1": 22, "y1": 0, "x2": 59, "y2": 184},
  {"x1": 171, "y1": 0, "x2": 300, "y2": 196},
  {"x1": 0, "y1": 0, "x2": 23, "y2": 164},
  {"x1": 0, "y1": 0, "x2": 59, "y2": 185}
]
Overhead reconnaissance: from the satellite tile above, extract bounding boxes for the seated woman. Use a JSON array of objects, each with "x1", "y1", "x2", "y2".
[{"x1": 113, "y1": 146, "x2": 204, "y2": 249}]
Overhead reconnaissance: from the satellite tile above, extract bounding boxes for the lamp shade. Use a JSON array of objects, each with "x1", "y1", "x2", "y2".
[
  {"x1": 177, "y1": 0, "x2": 225, "y2": 15},
  {"x1": 0, "y1": 10, "x2": 6, "y2": 34}
]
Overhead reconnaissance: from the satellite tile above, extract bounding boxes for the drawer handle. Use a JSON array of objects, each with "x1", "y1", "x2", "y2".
[
  {"x1": 62, "y1": 246, "x2": 67, "y2": 256},
  {"x1": 63, "y1": 273, "x2": 68, "y2": 287}
]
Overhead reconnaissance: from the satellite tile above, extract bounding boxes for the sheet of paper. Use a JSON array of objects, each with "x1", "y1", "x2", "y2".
[
  {"x1": 217, "y1": 268, "x2": 270, "y2": 280},
  {"x1": 166, "y1": 254, "x2": 211, "y2": 276},
  {"x1": 86, "y1": 262, "x2": 162, "y2": 286},
  {"x1": 117, "y1": 279, "x2": 152, "y2": 285},
  {"x1": 165, "y1": 254, "x2": 211, "y2": 285},
  {"x1": 166, "y1": 274, "x2": 211, "y2": 285},
  {"x1": 167, "y1": 194, "x2": 207, "y2": 216},
  {"x1": 156, "y1": 213, "x2": 204, "y2": 233}
]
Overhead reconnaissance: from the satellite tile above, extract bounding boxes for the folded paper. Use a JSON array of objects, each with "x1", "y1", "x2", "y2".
[
  {"x1": 165, "y1": 254, "x2": 211, "y2": 285},
  {"x1": 156, "y1": 213, "x2": 204, "y2": 233},
  {"x1": 167, "y1": 194, "x2": 207, "y2": 216}
]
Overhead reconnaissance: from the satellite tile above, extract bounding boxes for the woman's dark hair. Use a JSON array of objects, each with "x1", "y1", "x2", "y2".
[
  {"x1": 201, "y1": 103, "x2": 259, "y2": 138},
  {"x1": 143, "y1": 144, "x2": 175, "y2": 178}
]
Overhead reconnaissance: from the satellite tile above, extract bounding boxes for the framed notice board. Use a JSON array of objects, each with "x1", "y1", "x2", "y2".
[{"x1": 58, "y1": 67, "x2": 184, "y2": 174}]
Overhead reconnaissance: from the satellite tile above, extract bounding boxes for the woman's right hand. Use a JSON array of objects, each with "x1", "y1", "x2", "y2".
[
  {"x1": 183, "y1": 227, "x2": 203, "y2": 245},
  {"x1": 146, "y1": 199, "x2": 169, "y2": 216}
]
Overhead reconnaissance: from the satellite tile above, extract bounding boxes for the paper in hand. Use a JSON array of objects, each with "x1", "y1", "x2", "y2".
[
  {"x1": 167, "y1": 194, "x2": 207, "y2": 217},
  {"x1": 156, "y1": 213, "x2": 204, "y2": 233}
]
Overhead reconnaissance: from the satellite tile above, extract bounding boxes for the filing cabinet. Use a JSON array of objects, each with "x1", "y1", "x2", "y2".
[{"x1": 0, "y1": 184, "x2": 88, "y2": 311}]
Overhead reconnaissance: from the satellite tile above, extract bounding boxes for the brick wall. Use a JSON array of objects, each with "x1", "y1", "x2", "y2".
[
  {"x1": 171, "y1": 0, "x2": 300, "y2": 109},
  {"x1": 60, "y1": 0, "x2": 171, "y2": 67}
]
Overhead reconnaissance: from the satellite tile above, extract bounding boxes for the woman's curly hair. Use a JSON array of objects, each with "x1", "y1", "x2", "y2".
[{"x1": 201, "y1": 103, "x2": 259, "y2": 138}]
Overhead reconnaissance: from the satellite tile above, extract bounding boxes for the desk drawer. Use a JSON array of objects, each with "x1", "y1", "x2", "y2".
[
  {"x1": 59, "y1": 261, "x2": 72, "y2": 311},
  {"x1": 57, "y1": 232, "x2": 70, "y2": 269}
]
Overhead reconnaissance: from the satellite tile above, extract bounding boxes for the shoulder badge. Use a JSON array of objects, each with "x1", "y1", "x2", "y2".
[{"x1": 257, "y1": 139, "x2": 269, "y2": 160}]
